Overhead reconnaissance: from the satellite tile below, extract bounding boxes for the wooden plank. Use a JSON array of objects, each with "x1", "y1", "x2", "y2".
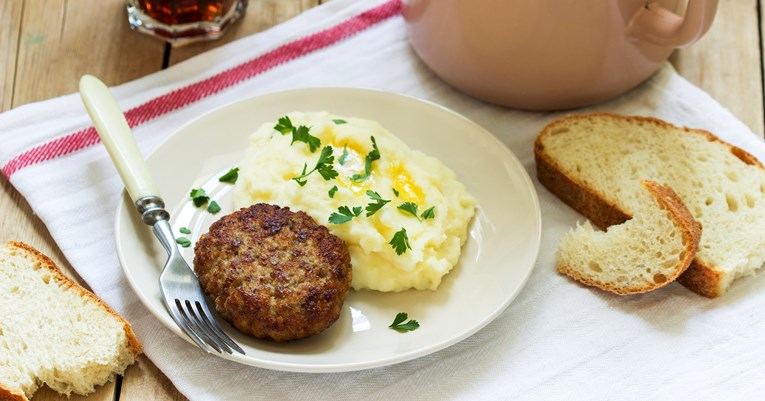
[
  {"x1": 670, "y1": 0, "x2": 764, "y2": 138},
  {"x1": 0, "y1": 0, "x2": 22, "y2": 112},
  {"x1": 12, "y1": 0, "x2": 165, "y2": 108},
  {"x1": 32, "y1": 382, "x2": 116, "y2": 401},
  {"x1": 167, "y1": 0, "x2": 320, "y2": 65}
]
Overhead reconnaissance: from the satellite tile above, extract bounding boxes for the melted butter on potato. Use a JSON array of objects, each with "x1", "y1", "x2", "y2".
[
  {"x1": 388, "y1": 160, "x2": 424, "y2": 204},
  {"x1": 233, "y1": 112, "x2": 476, "y2": 292}
]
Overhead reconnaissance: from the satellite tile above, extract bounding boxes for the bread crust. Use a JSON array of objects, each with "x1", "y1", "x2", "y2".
[
  {"x1": 535, "y1": 140, "x2": 632, "y2": 230},
  {"x1": 556, "y1": 181, "x2": 701, "y2": 295},
  {"x1": 676, "y1": 260, "x2": 724, "y2": 298},
  {"x1": 642, "y1": 180, "x2": 702, "y2": 278},
  {"x1": 535, "y1": 113, "x2": 757, "y2": 297},
  {"x1": 0, "y1": 387, "x2": 26, "y2": 401},
  {"x1": 4, "y1": 242, "x2": 142, "y2": 356}
]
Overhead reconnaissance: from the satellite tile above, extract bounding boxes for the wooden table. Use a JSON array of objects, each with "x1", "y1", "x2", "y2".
[{"x1": 1, "y1": 1, "x2": 762, "y2": 400}]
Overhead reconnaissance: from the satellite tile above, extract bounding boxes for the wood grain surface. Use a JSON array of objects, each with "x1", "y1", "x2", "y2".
[{"x1": 0, "y1": 1, "x2": 762, "y2": 400}]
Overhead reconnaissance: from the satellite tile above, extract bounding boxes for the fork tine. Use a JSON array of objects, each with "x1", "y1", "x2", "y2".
[
  {"x1": 194, "y1": 300, "x2": 245, "y2": 354},
  {"x1": 186, "y1": 300, "x2": 233, "y2": 354},
  {"x1": 181, "y1": 300, "x2": 224, "y2": 354},
  {"x1": 150, "y1": 219, "x2": 246, "y2": 355},
  {"x1": 171, "y1": 299, "x2": 212, "y2": 353}
]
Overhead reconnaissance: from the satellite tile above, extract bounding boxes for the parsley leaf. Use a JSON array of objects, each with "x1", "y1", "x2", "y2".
[
  {"x1": 218, "y1": 167, "x2": 239, "y2": 184},
  {"x1": 291, "y1": 125, "x2": 321, "y2": 153},
  {"x1": 389, "y1": 312, "x2": 419, "y2": 332},
  {"x1": 398, "y1": 202, "x2": 421, "y2": 221},
  {"x1": 398, "y1": 202, "x2": 436, "y2": 222},
  {"x1": 274, "y1": 116, "x2": 294, "y2": 134},
  {"x1": 316, "y1": 146, "x2": 339, "y2": 180},
  {"x1": 292, "y1": 146, "x2": 338, "y2": 185},
  {"x1": 392, "y1": 188, "x2": 400, "y2": 197},
  {"x1": 421, "y1": 206, "x2": 436, "y2": 220},
  {"x1": 365, "y1": 190, "x2": 390, "y2": 217},
  {"x1": 179, "y1": 227, "x2": 191, "y2": 234},
  {"x1": 207, "y1": 200, "x2": 221, "y2": 214},
  {"x1": 328, "y1": 185, "x2": 338, "y2": 198},
  {"x1": 176, "y1": 237, "x2": 191, "y2": 248},
  {"x1": 293, "y1": 163, "x2": 309, "y2": 187},
  {"x1": 339, "y1": 145, "x2": 349, "y2": 166},
  {"x1": 333, "y1": 118, "x2": 347, "y2": 125},
  {"x1": 390, "y1": 312, "x2": 408, "y2": 327},
  {"x1": 274, "y1": 115, "x2": 321, "y2": 152},
  {"x1": 329, "y1": 205, "x2": 362, "y2": 224},
  {"x1": 351, "y1": 136, "x2": 380, "y2": 182},
  {"x1": 189, "y1": 188, "x2": 209, "y2": 207},
  {"x1": 389, "y1": 227, "x2": 411, "y2": 255}
]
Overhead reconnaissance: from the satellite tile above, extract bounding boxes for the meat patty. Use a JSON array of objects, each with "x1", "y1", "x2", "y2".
[{"x1": 193, "y1": 203, "x2": 352, "y2": 342}]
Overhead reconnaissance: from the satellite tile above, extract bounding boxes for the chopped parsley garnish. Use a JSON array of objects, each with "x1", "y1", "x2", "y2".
[
  {"x1": 389, "y1": 312, "x2": 419, "y2": 332},
  {"x1": 273, "y1": 115, "x2": 294, "y2": 134},
  {"x1": 365, "y1": 190, "x2": 390, "y2": 217},
  {"x1": 328, "y1": 205, "x2": 362, "y2": 224},
  {"x1": 333, "y1": 118, "x2": 347, "y2": 125},
  {"x1": 179, "y1": 227, "x2": 191, "y2": 234},
  {"x1": 389, "y1": 228, "x2": 411, "y2": 255},
  {"x1": 328, "y1": 185, "x2": 338, "y2": 198},
  {"x1": 274, "y1": 116, "x2": 320, "y2": 152},
  {"x1": 291, "y1": 125, "x2": 320, "y2": 152},
  {"x1": 420, "y1": 206, "x2": 436, "y2": 220},
  {"x1": 292, "y1": 146, "x2": 338, "y2": 186},
  {"x1": 351, "y1": 136, "x2": 380, "y2": 182},
  {"x1": 398, "y1": 202, "x2": 419, "y2": 219},
  {"x1": 189, "y1": 188, "x2": 210, "y2": 207},
  {"x1": 218, "y1": 167, "x2": 239, "y2": 184},
  {"x1": 398, "y1": 202, "x2": 436, "y2": 222},
  {"x1": 190, "y1": 188, "x2": 220, "y2": 214},
  {"x1": 392, "y1": 188, "x2": 400, "y2": 197},
  {"x1": 207, "y1": 200, "x2": 221, "y2": 214},
  {"x1": 339, "y1": 145, "x2": 349, "y2": 165},
  {"x1": 175, "y1": 237, "x2": 191, "y2": 248}
]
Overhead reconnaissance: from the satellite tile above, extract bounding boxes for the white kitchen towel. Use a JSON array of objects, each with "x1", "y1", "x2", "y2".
[{"x1": 2, "y1": 0, "x2": 765, "y2": 399}]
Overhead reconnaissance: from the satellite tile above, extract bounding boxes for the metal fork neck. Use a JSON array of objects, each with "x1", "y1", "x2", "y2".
[
  {"x1": 135, "y1": 195, "x2": 170, "y2": 225},
  {"x1": 152, "y1": 219, "x2": 179, "y2": 257},
  {"x1": 135, "y1": 196, "x2": 176, "y2": 256}
]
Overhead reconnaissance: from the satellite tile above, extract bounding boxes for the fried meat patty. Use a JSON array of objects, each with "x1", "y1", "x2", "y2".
[{"x1": 193, "y1": 203, "x2": 352, "y2": 342}]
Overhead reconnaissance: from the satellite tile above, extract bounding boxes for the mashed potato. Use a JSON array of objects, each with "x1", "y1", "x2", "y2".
[{"x1": 233, "y1": 112, "x2": 476, "y2": 291}]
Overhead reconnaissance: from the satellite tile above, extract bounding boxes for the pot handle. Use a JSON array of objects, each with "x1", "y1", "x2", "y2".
[{"x1": 628, "y1": 0, "x2": 718, "y2": 48}]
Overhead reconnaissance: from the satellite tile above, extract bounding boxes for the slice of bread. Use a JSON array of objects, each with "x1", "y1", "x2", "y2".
[
  {"x1": 0, "y1": 241, "x2": 141, "y2": 401},
  {"x1": 535, "y1": 113, "x2": 765, "y2": 298},
  {"x1": 557, "y1": 180, "x2": 702, "y2": 295}
]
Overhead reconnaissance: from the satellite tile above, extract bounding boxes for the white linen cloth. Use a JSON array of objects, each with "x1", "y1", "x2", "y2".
[{"x1": 2, "y1": 0, "x2": 765, "y2": 399}]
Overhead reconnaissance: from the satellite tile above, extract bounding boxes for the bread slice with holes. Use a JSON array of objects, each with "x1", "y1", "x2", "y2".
[
  {"x1": 0, "y1": 241, "x2": 141, "y2": 401},
  {"x1": 557, "y1": 180, "x2": 702, "y2": 295},
  {"x1": 535, "y1": 113, "x2": 765, "y2": 298}
]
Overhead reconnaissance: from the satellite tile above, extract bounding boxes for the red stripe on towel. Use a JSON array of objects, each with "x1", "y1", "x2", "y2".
[{"x1": 2, "y1": 0, "x2": 401, "y2": 178}]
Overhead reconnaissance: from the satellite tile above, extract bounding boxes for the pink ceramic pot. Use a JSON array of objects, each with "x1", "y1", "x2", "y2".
[{"x1": 403, "y1": 0, "x2": 718, "y2": 110}]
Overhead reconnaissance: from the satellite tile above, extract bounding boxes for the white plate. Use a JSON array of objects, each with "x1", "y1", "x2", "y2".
[{"x1": 115, "y1": 88, "x2": 541, "y2": 372}]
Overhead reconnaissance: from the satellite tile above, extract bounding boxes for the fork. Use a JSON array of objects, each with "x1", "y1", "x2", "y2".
[{"x1": 79, "y1": 75, "x2": 245, "y2": 355}]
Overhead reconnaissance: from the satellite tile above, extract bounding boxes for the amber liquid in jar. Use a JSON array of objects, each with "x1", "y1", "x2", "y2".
[{"x1": 138, "y1": 0, "x2": 237, "y2": 25}]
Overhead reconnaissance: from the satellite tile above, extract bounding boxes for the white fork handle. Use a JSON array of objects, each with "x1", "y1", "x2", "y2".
[{"x1": 79, "y1": 74, "x2": 160, "y2": 202}]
